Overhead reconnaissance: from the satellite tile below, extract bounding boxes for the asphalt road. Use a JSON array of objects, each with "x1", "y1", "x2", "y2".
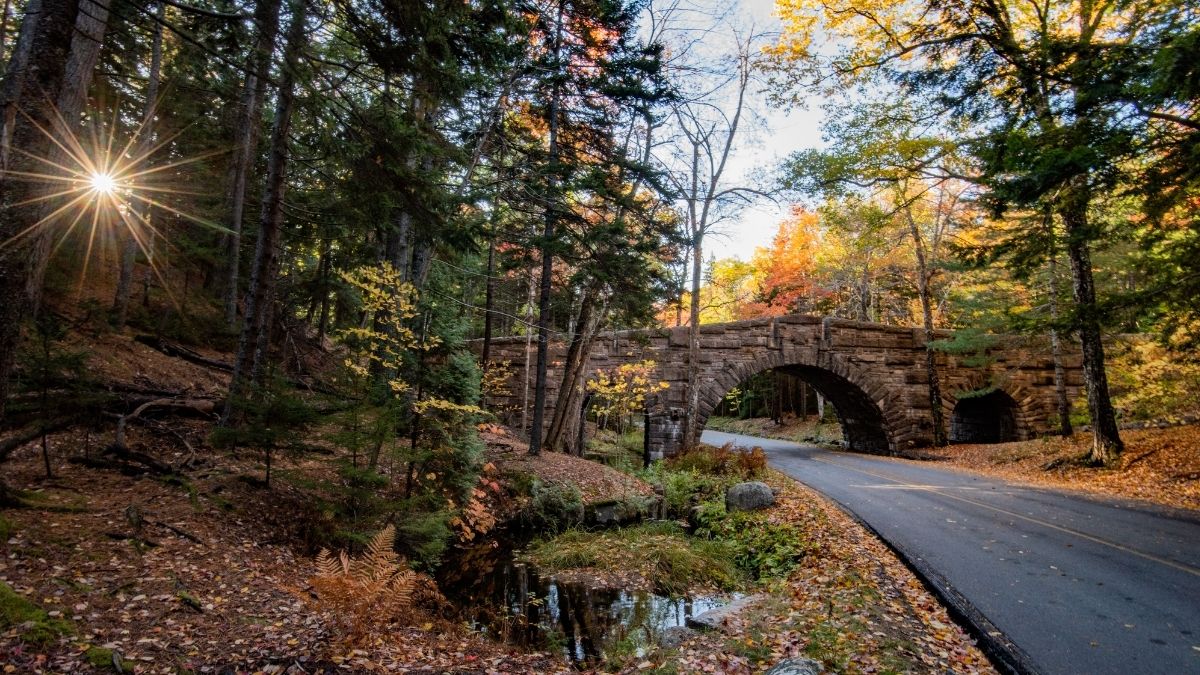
[{"x1": 701, "y1": 429, "x2": 1200, "y2": 675}]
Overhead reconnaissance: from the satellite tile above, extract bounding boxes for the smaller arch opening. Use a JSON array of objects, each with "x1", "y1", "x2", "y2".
[{"x1": 950, "y1": 391, "x2": 1018, "y2": 444}]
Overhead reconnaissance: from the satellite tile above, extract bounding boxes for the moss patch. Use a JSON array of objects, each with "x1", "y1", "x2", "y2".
[
  {"x1": 0, "y1": 580, "x2": 73, "y2": 647},
  {"x1": 525, "y1": 522, "x2": 744, "y2": 596},
  {"x1": 84, "y1": 646, "x2": 127, "y2": 671}
]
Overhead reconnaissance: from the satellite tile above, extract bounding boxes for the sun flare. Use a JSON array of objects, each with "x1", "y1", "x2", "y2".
[
  {"x1": 88, "y1": 172, "x2": 117, "y2": 195},
  {"x1": 0, "y1": 102, "x2": 226, "y2": 302}
]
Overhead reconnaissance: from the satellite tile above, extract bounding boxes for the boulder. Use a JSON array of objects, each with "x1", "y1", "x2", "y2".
[
  {"x1": 725, "y1": 481, "x2": 775, "y2": 512},
  {"x1": 765, "y1": 657, "x2": 825, "y2": 675},
  {"x1": 685, "y1": 594, "x2": 764, "y2": 632}
]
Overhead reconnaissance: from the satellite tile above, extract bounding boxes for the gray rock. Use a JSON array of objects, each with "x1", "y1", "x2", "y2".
[
  {"x1": 685, "y1": 594, "x2": 764, "y2": 632},
  {"x1": 765, "y1": 657, "x2": 825, "y2": 675},
  {"x1": 659, "y1": 626, "x2": 698, "y2": 649},
  {"x1": 725, "y1": 481, "x2": 775, "y2": 512}
]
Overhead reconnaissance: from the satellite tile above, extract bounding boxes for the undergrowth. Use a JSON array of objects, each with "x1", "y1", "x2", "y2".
[
  {"x1": 692, "y1": 503, "x2": 807, "y2": 580},
  {"x1": 639, "y1": 443, "x2": 767, "y2": 518},
  {"x1": 525, "y1": 522, "x2": 744, "y2": 596}
]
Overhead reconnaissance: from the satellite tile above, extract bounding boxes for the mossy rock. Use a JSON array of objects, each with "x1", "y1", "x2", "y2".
[
  {"x1": 85, "y1": 646, "x2": 129, "y2": 672},
  {"x1": 0, "y1": 580, "x2": 73, "y2": 647}
]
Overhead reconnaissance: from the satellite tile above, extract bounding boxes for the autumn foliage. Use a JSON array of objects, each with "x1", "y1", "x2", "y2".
[
  {"x1": 307, "y1": 526, "x2": 445, "y2": 649},
  {"x1": 586, "y1": 360, "x2": 669, "y2": 432}
]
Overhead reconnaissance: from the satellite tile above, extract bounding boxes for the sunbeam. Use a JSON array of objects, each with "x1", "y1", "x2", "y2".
[{"x1": 0, "y1": 99, "x2": 228, "y2": 306}]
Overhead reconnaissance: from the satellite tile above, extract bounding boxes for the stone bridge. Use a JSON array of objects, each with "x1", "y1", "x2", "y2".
[{"x1": 481, "y1": 315, "x2": 1082, "y2": 459}]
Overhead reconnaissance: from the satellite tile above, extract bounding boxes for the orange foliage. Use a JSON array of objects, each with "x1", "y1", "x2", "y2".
[
  {"x1": 743, "y1": 207, "x2": 825, "y2": 318},
  {"x1": 306, "y1": 526, "x2": 446, "y2": 649}
]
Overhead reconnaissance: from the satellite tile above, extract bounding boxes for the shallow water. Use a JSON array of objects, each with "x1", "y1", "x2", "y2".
[{"x1": 439, "y1": 537, "x2": 733, "y2": 665}]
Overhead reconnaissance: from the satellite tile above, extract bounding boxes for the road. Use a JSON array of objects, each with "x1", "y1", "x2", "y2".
[{"x1": 701, "y1": 429, "x2": 1200, "y2": 675}]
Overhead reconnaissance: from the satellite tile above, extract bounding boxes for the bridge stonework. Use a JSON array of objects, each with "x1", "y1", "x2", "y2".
[{"x1": 480, "y1": 315, "x2": 1083, "y2": 459}]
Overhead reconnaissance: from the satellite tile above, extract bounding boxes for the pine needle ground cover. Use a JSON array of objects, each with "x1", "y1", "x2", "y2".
[{"x1": 0, "y1": 433, "x2": 566, "y2": 673}]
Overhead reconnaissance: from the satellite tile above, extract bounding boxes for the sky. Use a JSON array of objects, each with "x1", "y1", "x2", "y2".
[{"x1": 699, "y1": 0, "x2": 827, "y2": 262}]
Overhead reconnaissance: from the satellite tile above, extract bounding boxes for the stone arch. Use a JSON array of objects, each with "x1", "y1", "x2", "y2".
[
  {"x1": 949, "y1": 389, "x2": 1020, "y2": 443},
  {"x1": 944, "y1": 377, "x2": 1042, "y2": 443},
  {"x1": 692, "y1": 350, "x2": 901, "y2": 453}
]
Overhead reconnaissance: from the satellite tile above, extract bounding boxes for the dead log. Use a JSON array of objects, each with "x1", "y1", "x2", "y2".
[
  {"x1": 0, "y1": 417, "x2": 78, "y2": 462},
  {"x1": 114, "y1": 398, "x2": 217, "y2": 449},
  {"x1": 134, "y1": 335, "x2": 234, "y2": 372}
]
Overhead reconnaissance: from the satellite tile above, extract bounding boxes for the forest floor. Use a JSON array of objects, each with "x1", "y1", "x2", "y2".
[
  {"x1": 2, "y1": 332, "x2": 996, "y2": 673},
  {"x1": 709, "y1": 415, "x2": 1200, "y2": 513},
  {"x1": 0, "y1": 420, "x2": 999, "y2": 674},
  {"x1": 0, "y1": 426, "x2": 566, "y2": 674},
  {"x1": 917, "y1": 426, "x2": 1200, "y2": 512}
]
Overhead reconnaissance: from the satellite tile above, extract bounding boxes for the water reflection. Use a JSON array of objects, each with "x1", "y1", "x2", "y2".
[{"x1": 440, "y1": 539, "x2": 732, "y2": 666}]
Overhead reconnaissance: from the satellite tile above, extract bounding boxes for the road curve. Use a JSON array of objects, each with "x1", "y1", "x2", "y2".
[{"x1": 701, "y1": 429, "x2": 1200, "y2": 675}]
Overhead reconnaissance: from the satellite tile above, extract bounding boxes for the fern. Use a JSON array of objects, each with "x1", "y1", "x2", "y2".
[{"x1": 305, "y1": 525, "x2": 444, "y2": 650}]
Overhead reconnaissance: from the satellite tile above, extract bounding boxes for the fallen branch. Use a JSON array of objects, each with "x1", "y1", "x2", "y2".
[
  {"x1": 114, "y1": 398, "x2": 217, "y2": 451},
  {"x1": 134, "y1": 335, "x2": 234, "y2": 372},
  {"x1": 151, "y1": 519, "x2": 206, "y2": 546}
]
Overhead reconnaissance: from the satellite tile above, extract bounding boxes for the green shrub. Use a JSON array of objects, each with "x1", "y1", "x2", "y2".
[
  {"x1": 660, "y1": 470, "x2": 725, "y2": 517},
  {"x1": 519, "y1": 480, "x2": 584, "y2": 533},
  {"x1": 694, "y1": 505, "x2": 807, "y2": 580}
]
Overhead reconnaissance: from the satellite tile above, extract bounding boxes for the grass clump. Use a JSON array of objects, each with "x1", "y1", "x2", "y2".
[
  {"x1": 525, "y1": 522, "x2": 744, "y2": 596},
  {"x1": 0, "y1": 580, "x2": 73, "y2": 647},
  {"x1": 0, "y1": 513, "x2": 14, "y2": 541}
]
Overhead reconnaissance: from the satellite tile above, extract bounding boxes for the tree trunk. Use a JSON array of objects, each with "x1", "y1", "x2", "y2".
[
  {"x1": 223, "y1": 0, "x2": 305, "y2": 422},
  {"x1": 1046, "y1": 216, "x2": 1073, "y2": 437},
  {"x1": 314, "y1": 237, "x2": 331, "y2": 343},
  {"x1": 0, "y1": 0, "x2": 41, "y2": 170},
  {"x1": 683, "y1": 226, "x2": 702, "y2": 448},
  {"x1": 0, "y1": 0, "x2": 83, "y2": 421},
  {"x1": 481, "y1": 215, "x2": 497, "y2": 370},
  {"x1": 113, "y1": 0, "x2": 162, "y2": 329},
  {"x1": 0, "y1": 0, "x2": 12, "y2": 64},
  {"x1": 528, "y1": 0, "x2": 564, "y2": 456},
  {"x1": 545, "y1": 285, "x2": 602, "y2": 454},
  {"x1": 222, "y1": 0, "x2": 283, "y2": 328},
  {"x1": 906, "y1": 210, "x2": 946, "y2": 446},
  {"x1": 26, "y1": 0, "x2": 111, "y2": 302},
  {"x1": 1059, "y1": 183, "x2": 1122, "y2": 464}
]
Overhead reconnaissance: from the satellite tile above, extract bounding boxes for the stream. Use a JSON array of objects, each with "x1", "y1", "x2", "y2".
[{"x1": 438, "y1": 535, "x2": 734, "y2": 666}]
